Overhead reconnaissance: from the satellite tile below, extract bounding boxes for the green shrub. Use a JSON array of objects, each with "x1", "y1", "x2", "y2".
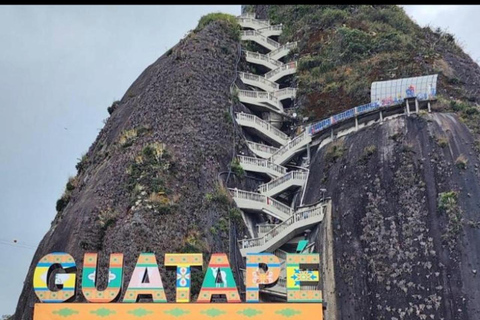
[
  {"x1": 455, "y1": 154, "x2": 468, "y2": 170},
  {"x1": 224, "y1": 111, "x2": 233, "y2": 124},
  {"x1": 195, "y1": 13, "x2": 240, "y2": 41},
  {"x1": 210, "y1": 184, "x2": 231, "y2": 206},
  {"x1": 360, "y1": 145, "x2": 376, "y2": 162},
  {"x1": 229, "y1": 207, "x2": 243, "y2": 224},
  {"x1": 325, "y1": 140, "x2": 346, "y2": 163},
  {"x1": 438, "y1": 191, "x2": 458, "y2": 211},
  {"x1": 230, "y1": 158, "x2": 245, "y2": 177},
  {"x1": 437, "y1": 191, "x2": 463, "y2": 247},
  {"x1": 65, "y1": 176, "x2": 78, "y2": 191},
  {"x1": 107, "y1": 100, "x2": 120, "y2": 115},
  {"x1": 337, "y1": 26, "x2": 374, "y2": 62},
  {"x1": 319, "y1": 8, "x2": 348, "y2": 28},
  {"x1": 56, "y1": 195, "x2": 70, "y2": 212},
  {"x1": 436, "y1": 136, "x2": 448, "y2": 148},
  {"x1": 119, "y1": 128, "x2": 138, "y2": 148},
  {"x1": 76, "y1": 154, "x2": 88, "y2": 173},
  {"x1": 232, "y1": 88, "x2": 240, "y2": 104},
  {"x1": 98, "y1": 209, "x2": 118, "y2": 230}
]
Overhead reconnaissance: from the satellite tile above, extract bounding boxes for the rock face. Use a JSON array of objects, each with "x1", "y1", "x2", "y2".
[
  {"x1": 304, "y1": 113, "x2": 480, "y2": 319},
  {"x1": 14, "y1": 20, "x2": 244, "y2": 319}
]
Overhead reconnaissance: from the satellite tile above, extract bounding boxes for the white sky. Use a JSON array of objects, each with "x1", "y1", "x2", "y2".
[{"x1": 0, "y1": 5, "x2": 479, "y2": 315}]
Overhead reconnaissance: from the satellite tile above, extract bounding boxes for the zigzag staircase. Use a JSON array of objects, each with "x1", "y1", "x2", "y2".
[
  {"x1": 233, "y1": 11, "x2": 439, "y2": 302},
  {"x1": 232, "y1": 12, "x2": 328, "y2": 300}
]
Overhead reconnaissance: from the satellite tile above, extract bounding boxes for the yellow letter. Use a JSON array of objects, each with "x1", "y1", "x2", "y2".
[
  {"x1": 165, "y1": 253, "x2": 203, "y2": 302},
  {"x1": 33, "y1": 252, "x2": 76, "y2": 302}
]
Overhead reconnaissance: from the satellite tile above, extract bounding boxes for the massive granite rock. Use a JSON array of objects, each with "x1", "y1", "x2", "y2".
[
  {"x1": 306, "y1": 113, "x2": 480, "y2": 319},
  {"x1": 14, "y1": 20, "x2": 243, "y2": 319}
]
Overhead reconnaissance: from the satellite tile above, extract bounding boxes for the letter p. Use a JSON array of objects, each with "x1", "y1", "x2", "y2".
[{"x1": 245, "y1": 253, "x2": 281, "y2": 302}]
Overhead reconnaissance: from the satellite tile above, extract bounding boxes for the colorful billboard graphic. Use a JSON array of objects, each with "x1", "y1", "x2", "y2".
[{"x1": 371, "y1": 74, "x2": 438, "y2": 105}]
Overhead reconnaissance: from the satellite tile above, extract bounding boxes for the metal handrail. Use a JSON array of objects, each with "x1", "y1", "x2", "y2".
[
  {"x1": 229, "y1": 188, "x2": 292, "y2": 217},
  {"x1": 267, "y1": 42, "x2": 297, "y2": 58},
  {"x1": 258, "y1": 25, "x2": 283, "y2": 32},
  {"x1": 238, "y1": 155, "x2": 287, "y2": 175},
  {"x1": 270, "y1": 130, "x2": 310, "y2": 160},
  {"x1": 265, "y1": 61, "x2": 297, "y2": 79},
  {"x1": 274, "y1": 87, "x2": 297, "y2": 99},
  {"x1": 258, "y1": 170, "x2": 308, "y2": 193},
  {"x1": 245, "y1": 51, "x2": 283, "y2": 68},
  {"x1": 230, "y1": 188, "x2": 265, "y2": 203},
  {"x1": 237, "y1": 17, "x2": 271, "y2": 28},
  {"x1": 246, "y1": 141, "x2": 279, "y2": 155},
  {"x1": 239, "y1": 201, "x2": 328, "y2": 249},
  {"x1": 236, "y1": 112, "x2": 287, "y2": 140},
  {"x1": 239, "y1": 72, "x2": 279, "y2": 91},
  {"x1": 241, "y1": 30, "x2": 281, "y2": 49}
]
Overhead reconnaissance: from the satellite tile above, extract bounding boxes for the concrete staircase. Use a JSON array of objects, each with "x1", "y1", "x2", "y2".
[{"x1": 233, "y1": 13, "x2": 321, "y2": 301}]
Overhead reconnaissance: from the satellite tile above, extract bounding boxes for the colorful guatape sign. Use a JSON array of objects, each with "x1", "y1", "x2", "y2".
[{"x1": 32, "y1": 251, "x2": 323, "y2": 320}]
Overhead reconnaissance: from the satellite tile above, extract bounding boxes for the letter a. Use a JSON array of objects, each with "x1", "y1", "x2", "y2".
[
  {"x1": 123, "y1": 253, "x2": 167, "y2": 302},
  {"x1": 197, "y1": 253, "x2": 240, "y2": 303}
]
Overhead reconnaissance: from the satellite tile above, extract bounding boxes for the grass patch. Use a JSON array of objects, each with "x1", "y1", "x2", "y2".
[
  {"x1": 437, "y1": 191, "x2": 462, "y2": 248},
  {"x1": 126, "y1": 142, "x2": 178, "y2": 214},
  {"x1": 97, "y1": 208, "x2": 119, "y2": 230},
  {"x1": 230, "y1": 158, "x2": 245, "y2": 177},
  {"x1": 76, "y1": 153, "x2": 88, "y2": 173},
  {"x1": 205, "y1": 183, "x2": 231, "y2": 206},
  {"x1": 119, "y1": 128, "x2": 138, "y2": 148},
  {"x1": 436, "y1": 136, "x2": 448, "y2": 148},
  {"x1": 325, "y1": 140, "x2": 346, "y2": 163},
  {"x1": 195, "y1": 12, "x2": 240, "y2": 41},
  {"x1": 359, "y1": 145, "x2": 377, "y2": 163},
  {"x1": 55, "y1": 176, "x2": 79, "y2": 213},
  {"x1": 455, "y1": 154, "x2": 468, "y2": 170}
]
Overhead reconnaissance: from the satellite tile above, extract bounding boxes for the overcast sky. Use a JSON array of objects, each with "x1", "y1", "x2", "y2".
[{"x1": 0, "y1": 5, "x2": 479, "y2": 315}]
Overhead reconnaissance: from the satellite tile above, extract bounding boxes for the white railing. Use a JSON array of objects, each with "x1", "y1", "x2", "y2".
[
  {"x1": 237, "y1": 17, "x2": 271, "y2": 29},
  {"x1": 258, "y1": 25, "x2": 283, "y2": 32},
  {"x1": 258, "y1": 170, "x2": 308, "y2": 194},
  {"x1": 270, "y1": 130, "x2": 311, "y2": 162},
  {"x1": 230, "y1": 188, "x2": 265, "y2": 203},
  {"x1": 257, "y1": 223, "x2": 277, "y2": 235},
  {"x1": 268, "y1": 197, "x2": 293, "y2": 217},
  {"x1": 245, "y1": 51, "x2": 283, "y2": 68},
  {"x1": 257, "y1": 25, "x2": 283, "y2": 37},
  {"x1": 239, "y1": 12, "x2": 256, "y2": 19},
  {"x1": 237, "y1": 90, "x2": 279, "y2": 104},
  {"x1": 238, "y1": 155, "x2": 287, "y2": 175},
  {"x1": 274, "y1": 87, "x2": 297, "y2": 100},
  {"x1": 247, "y1": 141, "x2": 279, "y2": 156},
  {"x1": 236, "y1": 112, "x2": 287, "y2": 140},
  {"x1": 239, "y1": 72, "x2": 279, "y2": 91},
  {"x1": 267, "y1": 42, "x2": 298, "y2": 58},
  {"x1": 239, "y1": 201, "x2": 327, "y2": 249},
  {"x1": 229, "y1": 188, "x2": 292, "y2": 217},
  {"x1": 265, "y1": 61, "x2": 297, "y2": 80},
  {"x1": 241, "y1": 30, "x2": 281, "y2": 49}
]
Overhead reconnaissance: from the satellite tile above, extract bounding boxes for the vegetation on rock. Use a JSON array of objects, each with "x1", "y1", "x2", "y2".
[
  {"x1": 259, "y1": 5, "x2": 478, "y2": 123},
  {"x1": 195, "y1": 12, "x2": 241, "y2": 41}
]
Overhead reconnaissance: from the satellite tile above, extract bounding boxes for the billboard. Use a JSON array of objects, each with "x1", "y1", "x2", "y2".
[{"x1": 371, "y1": 74, "x2": 438, "y2": 105}]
